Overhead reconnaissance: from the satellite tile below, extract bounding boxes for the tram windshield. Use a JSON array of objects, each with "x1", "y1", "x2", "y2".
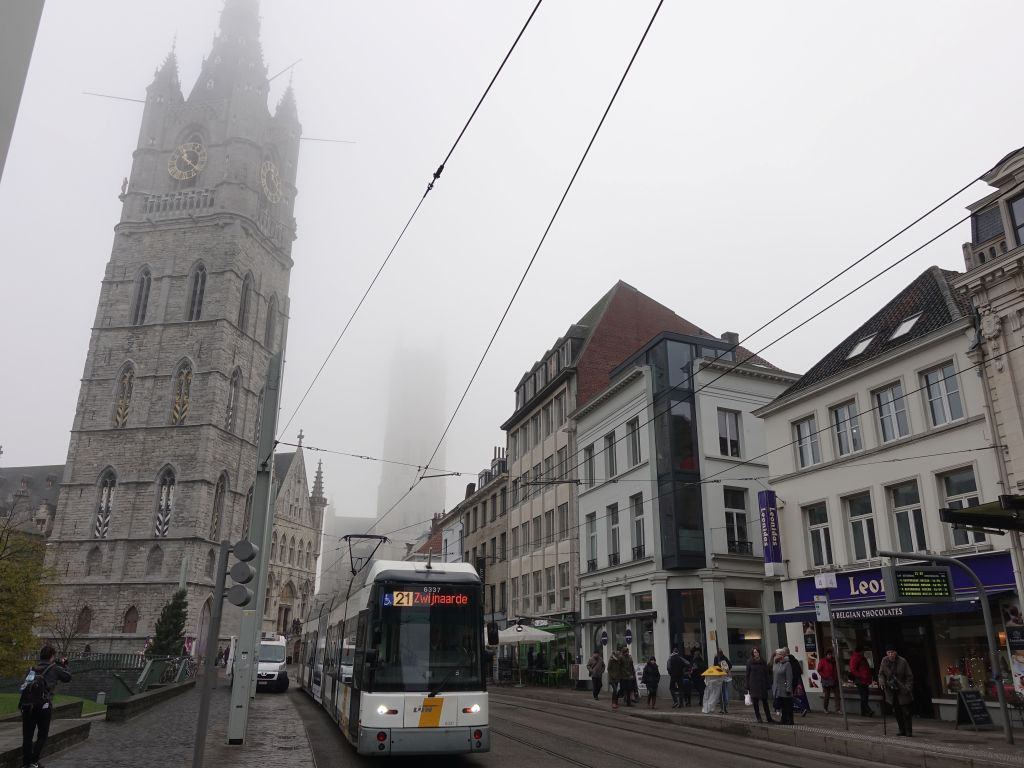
[{"x1": 372, "y1": 583, "x2": 482, "y2": 693}]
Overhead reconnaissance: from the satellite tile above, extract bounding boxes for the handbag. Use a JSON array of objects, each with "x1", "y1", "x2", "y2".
[{"x1": 744, "y1": 692, "x2": 752, "y2": 706}]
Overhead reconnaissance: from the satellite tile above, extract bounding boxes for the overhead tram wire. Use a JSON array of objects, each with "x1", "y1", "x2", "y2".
[
  {"x1": 276, "y1": 440, "x2": 471, "y2": 475},
  {"x1": 367, "y1": 0, "x2": 667, "y2": 535},
  {"x1": 365, "y1": 342, "x2": 1022, "y2": 562},
  {"x1": 277, "y1": 0, "x2": 545, "y2": 439}
]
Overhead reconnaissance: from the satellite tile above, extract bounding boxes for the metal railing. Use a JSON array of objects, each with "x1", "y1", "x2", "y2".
[
  {"x1": 727, "y1": 539, "x2": 753, "y2": 555},
  {"x1": 609, "y1": 552, "x2": 620, "y2": 566},
  {"x1": 586, "y1": 558, "x2": 597, "y2": 572},
  {"x1": 632, "y1": 545, "x2": 646, "y2": 560}
]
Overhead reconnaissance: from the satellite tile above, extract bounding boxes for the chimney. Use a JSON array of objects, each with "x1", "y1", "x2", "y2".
[
  {"x1": 464, "y1": 482, "x2": 476, "y2": 499},
  {"x1": 721, "y1": 331, "x2": 739, "y2": 346}
]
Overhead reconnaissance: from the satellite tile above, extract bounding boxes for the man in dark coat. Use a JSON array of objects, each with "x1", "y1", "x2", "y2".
[
  {"x1": 666, "y1": 647, "x2": 690, "y2": 708},
  {"x1": 878, "y1": 645, "x2": 914, "y2": 736},
  {"x1": 20, "y1": 645, "x2": 72, "y2": 768}
]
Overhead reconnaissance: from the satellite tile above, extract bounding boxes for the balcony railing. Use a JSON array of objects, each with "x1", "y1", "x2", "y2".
[
  {"x1": 609, "y1": 552, "x2": 621, "y2": 566},
  {"x1": 632, "y1": 545, "x2": 646, "y2": 560},
  {"x1": 586, "y1": 558, "x2": 597, "y2": 572},
  {"x1": 727, "y1": 539, "x2": 753, "y2": 556}
]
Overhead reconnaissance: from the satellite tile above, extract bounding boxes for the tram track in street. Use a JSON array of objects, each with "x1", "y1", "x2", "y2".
[{"x1": 488, "y1": 693, "x2": 878, "y2": 768}]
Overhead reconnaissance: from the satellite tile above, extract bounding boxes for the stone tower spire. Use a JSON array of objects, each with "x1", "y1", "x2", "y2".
[{"x1": 309, "y1": 460, "x2": 327, "y2": 563}]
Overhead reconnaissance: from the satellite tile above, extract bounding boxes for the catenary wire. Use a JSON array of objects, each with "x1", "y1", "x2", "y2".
[
  {"x1": 368, "y1": 0, "x2": 667, "y2": 535},
  {"x1": 276, "y1": 440, "x2": 472, "y2": 476},
  {"x1": 277, "y1": 0, "x2": 545, "y2": 439}
]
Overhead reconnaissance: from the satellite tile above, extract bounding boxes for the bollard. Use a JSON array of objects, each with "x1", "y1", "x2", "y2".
[{"x1": 96, "y1": 692, "x2": 106, "y2": 705}]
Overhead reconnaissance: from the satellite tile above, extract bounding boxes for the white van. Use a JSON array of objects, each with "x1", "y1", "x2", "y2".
[{"x1": 257, "y1": 634, "x2": 289, "y2": 692}]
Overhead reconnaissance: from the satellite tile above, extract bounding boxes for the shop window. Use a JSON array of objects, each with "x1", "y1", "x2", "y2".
[
  {"x1": 845, "y1": 492, "x2": 878, "y2": 561},
  {"x1": 634, "y1": 592, "x2": 653, "y2": 611},
  {"x1": 935, "y1": 612, "x2": 1006, "y2": 701},
  {"x1": 586, "y1": 599, "x2": 603, "y2": 617},
  {"x1": 942, "y1": 468, "x2": 985, "y2": 546},
  {"x1": 608, "y1": 595, "x2": 626, "y2": 616},
  {"x1": 805, "y1": 503, "x2": 833, "y2": 567},
  {"x1": 724, "y1": 590, "x2": 761, "y2": 609},
  {"x1": 726, "y1": 613, "x2": 763, "y2": 667},
  {"x1": 890, "y1": 480, "x2": 926, "y2": 552},
  {"x1": 922, "y1": 362, "x2": 964, "y2": 427},
  {"x1": 639, "y1": 617, "x2": 656, "y2": 662}
]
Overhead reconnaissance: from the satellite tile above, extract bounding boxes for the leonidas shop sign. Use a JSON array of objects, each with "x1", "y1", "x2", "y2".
[{"x1": 796, "y1": 551, "x2": 1013, "y2": 607}]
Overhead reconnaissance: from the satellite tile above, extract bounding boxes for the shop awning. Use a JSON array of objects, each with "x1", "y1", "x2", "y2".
[{"x1": 769, "y1": 588, "x2": 1014, "y2": 624}]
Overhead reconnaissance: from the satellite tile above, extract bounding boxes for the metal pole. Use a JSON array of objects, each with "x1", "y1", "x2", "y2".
[
  {"x1": 879, "y1": 550, "x2": 1013, "y2": 745},
  {"x1": 192, "y1": 539, "x2": 230, "y2": 768},
  {"x1": 226, "y1": 352, "x2": 283, "y2": 744},
  {"x1": 823, "y1": 591, "x2": 849, "y2": 732}
]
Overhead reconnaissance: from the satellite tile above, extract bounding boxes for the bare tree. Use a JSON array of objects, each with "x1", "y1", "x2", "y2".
[{"x1": 46, "y1": 604, "x2": 82, "y2": 659}]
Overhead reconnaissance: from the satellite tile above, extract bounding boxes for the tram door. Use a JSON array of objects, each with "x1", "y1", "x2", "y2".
[{"x1": 348, "y1": 609, "x2": 369, "y2": 742}]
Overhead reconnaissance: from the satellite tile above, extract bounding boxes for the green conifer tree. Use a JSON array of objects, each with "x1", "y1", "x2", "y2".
[{"x1": 148, "y1": 589, "x2": 188, "y2": 657}]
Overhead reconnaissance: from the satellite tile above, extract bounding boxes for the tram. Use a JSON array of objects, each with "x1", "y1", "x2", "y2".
[{"x1": 299, "y1": 559, "x2": 491, "y2": 756}]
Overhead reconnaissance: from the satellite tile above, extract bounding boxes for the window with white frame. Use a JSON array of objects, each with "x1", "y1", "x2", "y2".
[
  {"x1": 890, "y1": 313, "x2": 922, "y2": 340},
  {"x1": 586, "y1": 512, "x2": 597, "y2": 566},
  {"x1": 521, "y1": 521, "x2": 530, "y2": 551},
  {"x1": 890, "y1": 480, "x2": 926, "y2": 553},
  {"x1": 532, "y1": 516, "x2": 542, "y2": 549},
  {"x1": 511, "y1": 527, "x2": 519, "y2": 558},
  {"x1": 557, "y1": 447, "x2": 568, "y2": 479},
  {"x1": 584, "y1": 445, "x2": 595, "y2": 487},
  {"x1": 558, "y1": 503, "x2": 569, "y2": 540},
  {"x1": 545, "y1": 566, "x2": 556, "y2": 609},
  {"x1": 875, "y1": 382, "x2": 909, "y2": 442},
  {"x1": 533, "y1": 570, "x2": 542, "y2": 611},
  {"x1": 942, "y1": 467, "x2": 985, "y2": 546},
  {"x1": 554, "y1": 392, "x2": 565, "y2": 426},
  {"x1": 805, "y1": 503, "x2": 833, "y2": 567},
  {"x1": 604, "y1": 432, "x2": 617, "y2": 478},
  {"x1": 831, "y1": 400, "x2": 862, "y2": 456},
  {"x1": 608, "y1": 504, "x2": 620, "y2": 565},
  {"x1": 544, "y1": 509, "x2": 554, "y2": 542},
  {"x1": 794, "y1": 416, "x2": 821, "y2": 468},
  {"x1": 846, "y1": 335, "x2": 874, "y2": 358},
  {"x1": 724, "y1": 488, "x2": 747, "y2": 548},
  {"x1": 922, "y1": 362, "x2": 964, "y2": 427},
  {"x1": 718, "y1": 409, "x2": 741, "y2": 457},
  {"x1": 626, "y1": 418, "x2": 642, "y2": 466},
  {"x1": 846, "y1": 492, "x2": 878, "y2": 561},
  {"x1": 558, "y1": 562, "x2": 570, "y2": 608},
  {"x1": 630, "y1": 493, "x2": 644, "y2": 557},
  {"x1": 531, "y1": 464, "x2": 541, "y2": 498}
]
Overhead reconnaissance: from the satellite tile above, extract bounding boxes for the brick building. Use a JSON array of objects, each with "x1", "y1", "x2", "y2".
[{"x1": 43, "y1": 0, "x2": 315, "y2": 654}]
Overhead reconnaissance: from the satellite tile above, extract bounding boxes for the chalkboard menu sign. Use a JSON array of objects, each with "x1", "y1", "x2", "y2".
[
  {"x1": 956, "y1": 689, "x2": 994, "y2": 730},
  {"x1": 882, "y1": 565, "x2": 954, "y2": 603}
]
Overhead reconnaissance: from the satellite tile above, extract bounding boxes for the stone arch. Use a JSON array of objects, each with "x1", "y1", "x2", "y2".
[
  {"x1": 205, "y1": 548, "x2": 216, "y2": 580},
  {"x1": 94, "y1": 467, "x2": 117, "y2": 539},
  {"x1": 297, "y1": 538, "x2": 304, "y2": 567},
  {"x1": 271, "y1": 530, "x2": 278, "y2": 561},
  {"x1": 288, "y1": 536, "x2": 295, "y2": 565},
  {"x1": 86, "y1": 545, "x2": 102, "y2": 576},
  {"x1": 122, "y1": 606, "x2": 139, "y2": 634},
  {"x1": 264, "y1": 294, "x2": 278, "y2": 350},
  {"x1": 130, "y1": 265, "x2": 152, "y2": 326},
  {"x1": 238, "y1": 272, "x2": 255, "y2": 332},
  {"x1": 225, "y1": 369, "x2": 242, "y2": 432},
  {"x1": 305, "y1": 541, "x2": 312, "y2": 570},
  {"x1": 196, "y1": 597, "x2": 212, "y2": 658},
  {"x1": 210, "y1": 471, "x2": 228, "y2": 541},
  {"x1": 186, "y1": 261, "x2": 207, "y2": 321},
  {"x1": 76, "y1": 606, "x2": 93, "y2": 634},
  {"x1": 145, "y1": 544, "x2": 164, "y2": 577},
  {"x1": 112, "y1": 361, "x2": 136, "y2": 429},
  {"x1": 169, "y1": 359, "x2": 194, "y2": 426},
  {"x1": 154, "y1": 465, "x2": 176, "y2": 536}
]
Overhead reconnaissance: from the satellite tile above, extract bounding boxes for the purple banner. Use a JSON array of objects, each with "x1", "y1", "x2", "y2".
[
  {"x1": 796, "y1": 551, "x2": 1014, "y2": 606},
  {"x1": 758, "y1": 490, "x2": 783, "y2": 576}
]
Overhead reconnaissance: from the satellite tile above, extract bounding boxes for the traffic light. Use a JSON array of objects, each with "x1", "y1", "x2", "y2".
[{"x1": 226, "y1": 539, "x2": 258, "y2": 607}]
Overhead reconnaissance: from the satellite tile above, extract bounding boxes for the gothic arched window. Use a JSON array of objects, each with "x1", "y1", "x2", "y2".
[
  {"x1": 77, "y1": 607, "x2": 93, "y2": 634},
  {"x1": 146, "y1": 544, "x2": 164, "y2": 576},
  {"x1": 225, "y1": 369, "x2": 241, "y2": 432},
  {"x1": 238, "y1": 273, "x2": 254, "y2": 332},
  {"x1": 94, "y1": 470, "x2": 116, "y2": 539},
  {"x1": 210, "y1": 472, "x2": 228, "y2": 541},
  {"x1": 170, "y1": 362, "x2": 193, "y2": 426},
  {"x1": 86, "y1": 546, "x2": 102, "y2": 576},
  {"x1": 264, "y1": 296, "x2": 277, "y2": 349},
  {"x1": 113, "y1": 364, "x2": 135, "y2": 429},
  {"x1": 306, "y1": 542, "x2": 312, "y2": 570},
  {"x1": 253, "y1": 386, "x2": 265, "y2": 443},
  {"x1": 297, "y1": 538, "x2": 304, "y2": 567},
  {"x1": 155, "y1": 469, "x2": 175, "y2": 537},
  {"x1": 122, "y1": 606, "x2": 139, "y2": 634},
  {"x1": 206, "y1": 549, "x2": 216, "y2": 580},
  {"x1": 242, "y1": 484, "x2": 254, "y2": 537},
  {"x1": 131, "y1": 268, "x2": 151, "y2": 326},
  {"x1": 288, "y1": 536, "x2": 296, "y2": 565},
  {"x1": 271, "y1": 531, "x2": 278, "y2": 561},
  {"x1": 187, "y1": 263, "x2": 207, "y2": 321}
]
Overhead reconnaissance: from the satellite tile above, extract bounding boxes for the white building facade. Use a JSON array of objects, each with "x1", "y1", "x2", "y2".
[
  {"x1": 575, "y1": 332, "x2": 797, "y2": 675},
  {"x1": 756, "y1": 266, "x2": 1017, "y2": 721}
]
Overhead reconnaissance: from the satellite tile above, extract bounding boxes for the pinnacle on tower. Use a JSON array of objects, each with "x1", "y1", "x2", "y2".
[
  {"x1": 274, "y1": 84, "x2": 299, "y2": 125},
  {"x1": 188, "y1": 0, "x2": 267, "y2": 103},
  {"x1": 311, "y1": 460, "x2": 325, "y2": 502},
  {"x1": 149, "y1": 44, "x2": 182, "y2": 95}
]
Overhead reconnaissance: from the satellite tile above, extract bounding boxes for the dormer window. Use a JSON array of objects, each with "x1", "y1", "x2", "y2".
[
  {"x1": 1010, "y1": 194, "x2": 1024, "y2": 247},
  {"x1": 846, "y1": 335, "x2": 874, "y2": 359},
  {"x1": 889, "y1": 313, "x2": 922, "y2": 340}
]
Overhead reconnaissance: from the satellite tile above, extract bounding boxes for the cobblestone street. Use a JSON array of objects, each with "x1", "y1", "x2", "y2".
[{"x1": 44, "y1": 675, "x2": 314, "y2": 768}]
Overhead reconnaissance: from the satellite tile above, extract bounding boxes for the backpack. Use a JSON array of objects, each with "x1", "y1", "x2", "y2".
[{"x1": 19, "y1": 664, "x2": 53, "y2": 712}]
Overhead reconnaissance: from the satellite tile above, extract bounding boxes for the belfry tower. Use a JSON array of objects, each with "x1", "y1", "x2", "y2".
[{"x1": 46, "y1": 0, "x2": 302, "y2": 653}]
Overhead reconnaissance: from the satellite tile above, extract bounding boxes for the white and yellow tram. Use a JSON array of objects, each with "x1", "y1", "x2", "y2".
[{"x1": 299, "y1": 559, "x2": 491, "y2": 756}]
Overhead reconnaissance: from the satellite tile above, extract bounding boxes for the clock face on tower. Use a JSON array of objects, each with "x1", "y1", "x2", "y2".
[
  {"x1": 167, "y1": 142, "x2": 208, "y2": 181},
  {"x1": 260, "y1": 159, "x2": 283, "y2": 203}
]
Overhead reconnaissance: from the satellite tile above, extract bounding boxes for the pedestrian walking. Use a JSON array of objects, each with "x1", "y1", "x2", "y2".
[
  {"x1": 666, "y1": 647, "x2": 690, "y2": 708},
  {"x1": 692, "y1": 647, "x2": 707, "y2": 706},
  {"x1": 878, "y1": 645, "x2": 914, "y2": 737},
  {"x1": 788, "y1": 654, "x2": 810, "y2": 716},
  {"x1": 746, "y1": 647, "x2": 774, "y2": 723},
  {"x1": 714, "y1": 648, "x2": 732, "y2": 713},
  {"x1": 818, "y1": 648, "x2": 841, "y2": 713},
  {"x1": 642, "y1": 657, "x2": 661, "y2": 708},
  {"x1": 772, "y1": 647, "x2": 795, "y2": 725},
  {"x1": 19, "y1": 644, "x2": 72, "y2": 768},
  {"x1": 587, "y1": 650, "x2": 605, "y2": 700},
  {"x1": 849, "y1": 646, "x2": 875, "y2": 716},
  {"x1": 608, "y1": 646, "x2": 624, "y2": 709},
  {"x1": 621, "y1": 647, "x2": 637, "y2": 706}
]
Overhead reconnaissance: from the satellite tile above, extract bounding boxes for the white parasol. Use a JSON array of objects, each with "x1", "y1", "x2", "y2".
[{"x1": 498, "y1": 624, "x2": 555, "y2": 645}]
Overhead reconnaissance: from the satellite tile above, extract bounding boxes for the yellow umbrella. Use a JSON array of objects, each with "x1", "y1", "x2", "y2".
[{"x1": 702, "y1": 665, "x2": 727, "y2": 677}]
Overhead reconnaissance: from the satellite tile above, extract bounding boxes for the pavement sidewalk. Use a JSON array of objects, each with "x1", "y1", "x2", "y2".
[{"x1": 492, "y1": 683, "x2": 1024, "y2": 768}]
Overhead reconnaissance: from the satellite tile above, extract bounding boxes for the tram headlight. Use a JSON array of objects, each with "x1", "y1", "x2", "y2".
[
  {"x1": 462, "y1": 703, "x2": 481, "y2": 714},
  {"x1": 376, "y1": 705, "x2": 398, "y2": 715}
]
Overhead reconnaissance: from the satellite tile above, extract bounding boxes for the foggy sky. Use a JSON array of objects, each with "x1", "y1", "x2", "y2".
[{"x1": 4, "y1": 1, "x2": 1023, "y2": 556}]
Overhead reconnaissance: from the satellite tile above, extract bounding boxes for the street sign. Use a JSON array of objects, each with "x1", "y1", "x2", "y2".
[
  {"x1": 882, "y1": 564, "x2": 954, "y2": 603},
  {"x1": 814, "y1": 595, "x2": 830, "y2": 623},
  {"x1": 814, "y1": 572, "x2": 838, "y2": 590},
  {"x1": 600, "y1": 629, "x2": 608, "y2": 647},
  {"x1": 624, "y1": 627, "x2": 633, "y2": 646}
]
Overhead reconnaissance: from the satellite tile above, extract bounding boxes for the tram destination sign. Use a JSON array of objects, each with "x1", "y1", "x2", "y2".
[{"x1": 881, "y1": 564, "x2": 954, "y2": 603}]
